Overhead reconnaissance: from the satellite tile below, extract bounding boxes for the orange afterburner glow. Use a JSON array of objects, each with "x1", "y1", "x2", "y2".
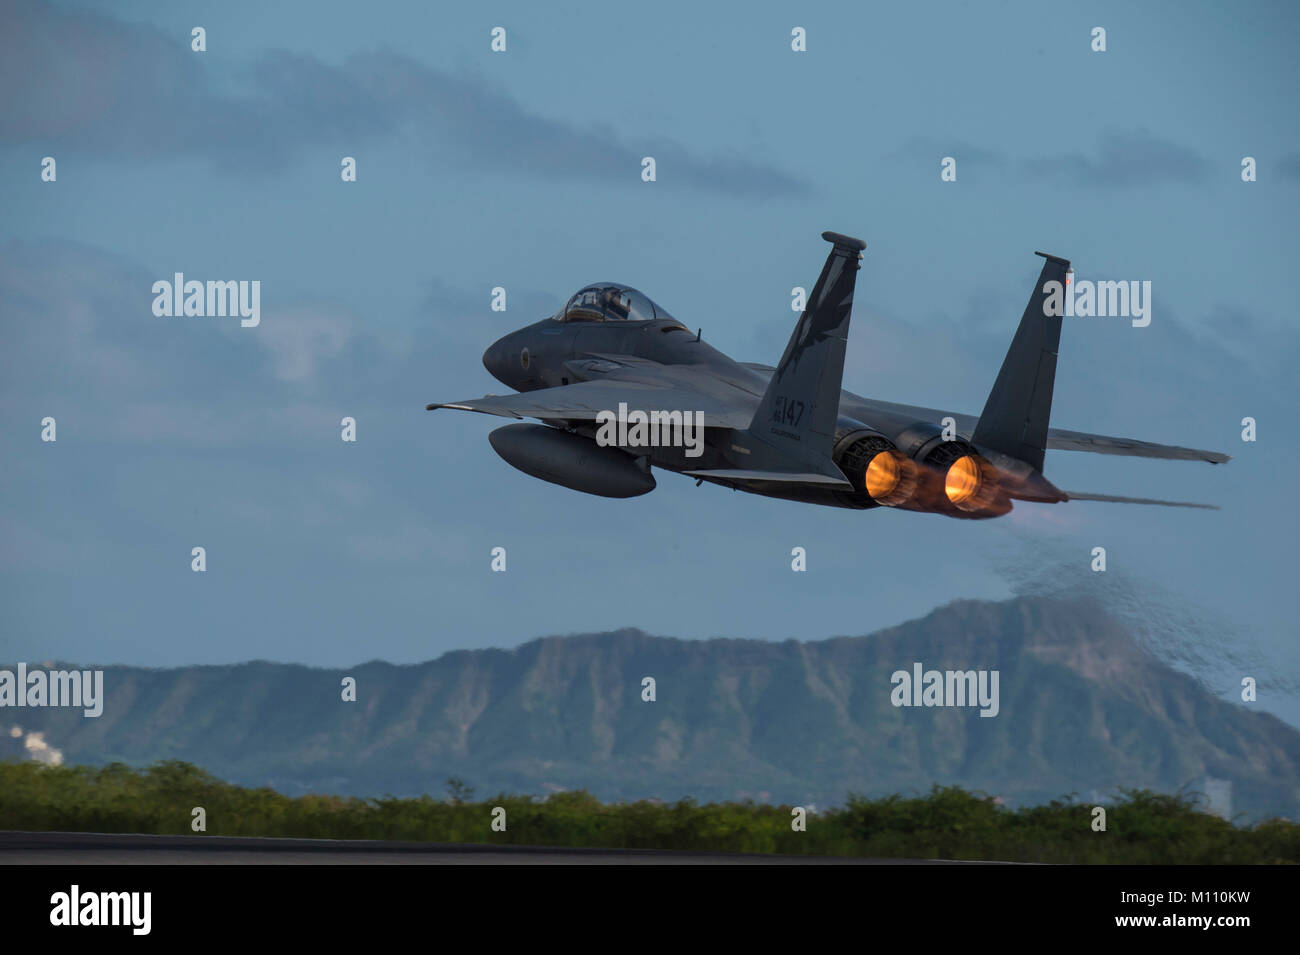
[
  {"x1": 865, "y1": 451, "x2": 899, "y2": 497},
  {"x1": 944, "y1": 454, "x2": 983, "y2": 506},
  {"x1": 864, "y1": 450, "x2": 916, "y2": 506}
]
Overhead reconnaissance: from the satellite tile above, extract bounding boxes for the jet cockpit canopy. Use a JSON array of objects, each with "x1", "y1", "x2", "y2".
[{"x1": 556, "y1": 284, "x2": 675, "y2": 324}]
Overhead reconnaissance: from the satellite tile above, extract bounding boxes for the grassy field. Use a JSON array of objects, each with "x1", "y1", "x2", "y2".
[{"x1": 1, "y1": 760, "x2": 1295, "y2": 863}]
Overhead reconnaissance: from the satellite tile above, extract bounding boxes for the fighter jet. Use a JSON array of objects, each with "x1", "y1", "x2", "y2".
[{"x1": 428, "y1": 232, "x2": 1228, "y2": 517}]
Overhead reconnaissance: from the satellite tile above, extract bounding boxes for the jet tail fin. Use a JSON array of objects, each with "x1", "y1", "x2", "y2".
[
  {"x1": 748, "y1": 231, "x2": 865, "y2": 470},
  {"x1": 972, "y1": 252, "x2": 1070, "y2": 472}
]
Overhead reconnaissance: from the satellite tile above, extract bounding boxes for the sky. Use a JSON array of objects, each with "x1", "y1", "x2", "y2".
[{"x1": 1, "y1": 1, "x2": 1296, "y2": 722}]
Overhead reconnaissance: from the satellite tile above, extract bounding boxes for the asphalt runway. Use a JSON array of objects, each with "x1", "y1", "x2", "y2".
[{"x1": 0, "y1": 831, "x2": 1010, "y2": 865}]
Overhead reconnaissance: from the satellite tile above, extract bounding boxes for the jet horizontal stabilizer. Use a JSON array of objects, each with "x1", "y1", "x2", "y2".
[{"x1": 1064, "y1": 491, "x2": 1219, "y2": 510}]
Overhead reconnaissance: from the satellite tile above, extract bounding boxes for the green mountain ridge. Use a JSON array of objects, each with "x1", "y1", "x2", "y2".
[{"x1": 3, "y1": 596, "x2": 1297, "y2": 820}]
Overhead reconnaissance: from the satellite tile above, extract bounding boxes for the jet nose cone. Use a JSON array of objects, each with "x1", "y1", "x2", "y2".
[{"x1": 482, "y1": 333, "x2": 513, "y2": 384}]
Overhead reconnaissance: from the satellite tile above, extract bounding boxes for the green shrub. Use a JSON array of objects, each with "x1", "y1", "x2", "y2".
[{"x1": 1, "y1": 760, "x2": 1293, "y2": 863}]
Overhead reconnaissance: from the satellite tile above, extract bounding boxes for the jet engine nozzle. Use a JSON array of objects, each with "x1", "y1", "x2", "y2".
[
  {"x1": 864, "y1": 449, "x2": 919, "y2": 506},
  {"x1": 832, "y1": 425, "x2": 919, "y2": 508},
  {"x1": 943, "y1": 453, "x2": 999, "y2": 512},
  {"x1": 899, "y1": 432, "x2": 1011, "y2": 517}
]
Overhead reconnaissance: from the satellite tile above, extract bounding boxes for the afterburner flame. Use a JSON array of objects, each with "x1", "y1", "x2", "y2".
[
  {"x1": 865, "y1": 452, "x2": 899, "y2": 497},
  {"x1": 944, "y1": 454, "x2": 983, "y2": 506},
  {"x1": 864, "y1": 450, "x2": 916, "y2": 506}
]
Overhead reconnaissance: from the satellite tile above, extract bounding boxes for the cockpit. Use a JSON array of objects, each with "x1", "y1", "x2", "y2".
[{"x1": 555, "y1": 284, "x2": 676, "y2": 324}]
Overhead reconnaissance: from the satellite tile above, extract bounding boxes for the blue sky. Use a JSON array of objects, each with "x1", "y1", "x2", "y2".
[{"x1": 1, "y1": 1, "x2": 1296, "y2": 721}]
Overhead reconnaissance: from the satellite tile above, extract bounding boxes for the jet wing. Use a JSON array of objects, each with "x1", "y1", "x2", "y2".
[
  {"x1": 855, "y1": 398, "x2": 1231, "y2": 464},
  {"x1": 741, "y1": 365, "x2": 1231, "y2": 466},
  {"x1": 427, "y1": 379, "x2": 754, "y2": 429},
  {"x1": 682, "y1": 468, "x2": 853, "y2": 487},
  {"x1": 1043, "y1": 428, "x2": 1230, "y2": 464}
]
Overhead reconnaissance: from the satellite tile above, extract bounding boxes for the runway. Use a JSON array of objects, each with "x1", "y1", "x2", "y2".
[{"x1": 0, "y1": 830, "x2": 1008, "y2": 865}]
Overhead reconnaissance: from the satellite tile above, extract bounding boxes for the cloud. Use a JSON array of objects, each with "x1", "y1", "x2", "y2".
[
  {"x1": 0, "y1": 239, "x2": 448, "y2": 451},
  {"x1": 1023, "y1": 129, "x2": 1211, "y2": 187},
  {"x1": 888, "y1": 131, "x2": 1212, "y2": 189},
  {"x1": 255, "y1": 305, "x2": 354, "y2": 383},
  {"x1": 991, "y1": 538, "x2": 1300, "y2": 726},
  {"x1": 24, "y1": 730, "x2": 63, "y2": 765},
  {"x1": 0, "y1": 0, "x2": 807, "y2": 197},
  {"x1": 894, "y1": 137, "x2": 1007, "y2": 169},
  {"x1": 0, "y1": 238, "x2": 504, "y2": 598}
]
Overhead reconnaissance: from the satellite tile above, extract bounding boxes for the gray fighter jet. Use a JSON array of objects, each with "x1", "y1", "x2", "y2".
[{"x1": 428, "y1": 232, "x2": 1227, "y2": 517}]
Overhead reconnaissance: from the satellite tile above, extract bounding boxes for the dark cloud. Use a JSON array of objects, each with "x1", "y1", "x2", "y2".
[
  {"x1": 0, "y1": 238, "x2": 475, "y2": 451},
  {"x1": 1023, "y1": 129, "x2": 1211, "y2": 187},
  {"x1": 0, "y1": 0, "x2": 807, "y2": 196},
  {"x1": 892, "y1": 132, "x2": 1215, "y2": 189},
  {"x1": 895, "y1": 137, "x2": 1007, "y2": 168}
]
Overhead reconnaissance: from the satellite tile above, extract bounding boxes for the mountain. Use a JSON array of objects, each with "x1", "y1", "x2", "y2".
[{"x1": 3, "y1": 596, "x2": 1298, "y2": 820}]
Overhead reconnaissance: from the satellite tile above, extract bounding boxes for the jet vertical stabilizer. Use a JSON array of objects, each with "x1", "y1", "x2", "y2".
[
  {"x1": 972, "y1": 252, "x2": 1070, "y2": 472},
  {"x1": 748, "y1": 231, "x2": 865, "y2": 476}
]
